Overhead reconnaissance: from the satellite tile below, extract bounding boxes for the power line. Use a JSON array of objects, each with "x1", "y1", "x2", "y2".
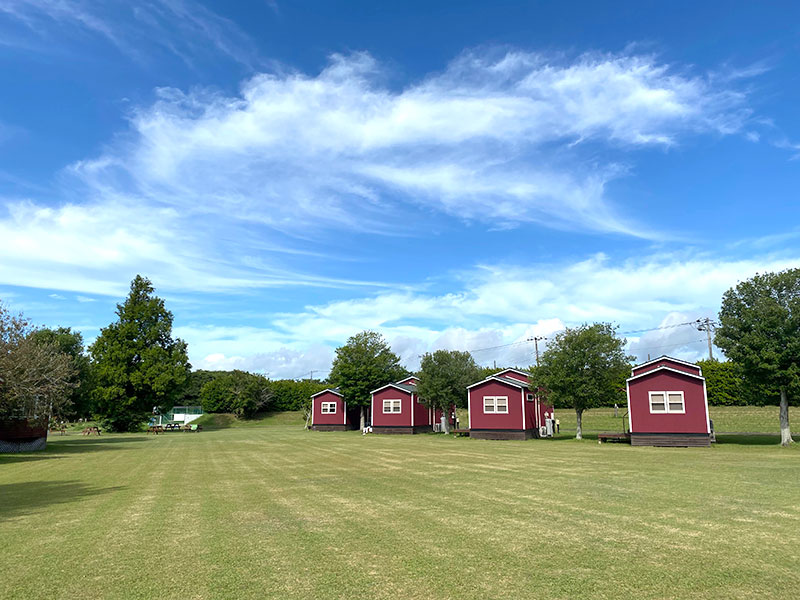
[
  {"x1": 631, "y1": 337, "x2": 708, "y2": 353},
  {"x1": 620, "y1": 320, "x2": 698, "y2": 335},
  {"x1": 277, "y1": 318, "x2": 717, "y2": 377},
  {"x1": 467, "y1": 340, "x2": 532, "y2": 353}
]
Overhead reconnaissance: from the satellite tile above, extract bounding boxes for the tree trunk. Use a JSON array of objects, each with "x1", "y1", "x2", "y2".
[
  {"x1": 780, "y1": 388, "x2": 794, "y2": 447},
  {"x1": 442, "y1": 407, "x2": 451, "y2": 434},
  {"x1": 575, "y1": 408, "x2": 583, "y2": 440},
  {"x1": 304, "y1": 410, "x2": 311, "y2": 429},
  {"x1": 360, "y1": 406, "x2": 366, "y2": 430}
]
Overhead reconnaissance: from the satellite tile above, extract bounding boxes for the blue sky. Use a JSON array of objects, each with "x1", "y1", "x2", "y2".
[{"x1": 1, "y1": 0, "x2": 799, "y2": 377}]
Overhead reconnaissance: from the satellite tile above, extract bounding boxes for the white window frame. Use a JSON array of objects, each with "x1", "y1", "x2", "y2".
[
  {"x1": 383, "y1": 399, "x2": 402, "y2": 414},
  {"x1": 483, "y1": 396, "x2": 509, "y2": 414},
  {"x1": 320, "y1": 402, "x2": 337, "y2": 414},
  {"x1": 649, "y1": 391, "x2": 686, "y2": 414}
]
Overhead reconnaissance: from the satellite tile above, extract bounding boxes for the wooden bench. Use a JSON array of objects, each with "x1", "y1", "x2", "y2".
[
  {"x1": 81, "y1": 426, "x2": 102, "y2": 436},
  {"x1": 597, "y1": 432, "x2": 630, "y2": 444},
  {"x1": 451, "y1": 428, "x2": 470, "y2": 437}
]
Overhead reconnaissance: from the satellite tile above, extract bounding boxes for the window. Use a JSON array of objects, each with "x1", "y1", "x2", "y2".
[
  {"x1": 649, "y1": 391, "x2": 685, "y2": 414},
  {"x1": 526, "y1": 393, "x2": 534, "y2": 401},
  {"x1": 321, "y1": 402, "x2": 337, "y2": 414},
  {"x1": 383, "y1": 399, "x2": 402, "y2": 413},
  {"x1": 483, "y1": 396, "x2": 509, "y2": 414}
]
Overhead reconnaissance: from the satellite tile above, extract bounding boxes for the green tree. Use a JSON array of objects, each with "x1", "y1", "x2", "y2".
[
  {"x1": 0, "y1": 305, "x2": 77, "y2": 425},
  {"x1": 697, "y1": 359, "x2": 741, "y2": 406},
  {"x1": 328, "y1": 331, "x2": 407, "y2": 428},
  {"x1": 715, "y1": 269, "x2": 800, "y2": 446},
  {"x1": 176, "y1": 370, "x2": 226, "y2": 407},
  {"x1": 30, "y1": 327, "x2": 93, "y2": 418},
  {"x1": 417, "y1": 350, "x2": 479, "y2": 434},
  {"x1": 270, "y1": 379, "x2": 329, "y2": 412},
  {"x1": 89, "y1": 276, "x2": 191, "y2": 432},
  {"x1": 199, "y1": 370, "x2": 271, "y2": 418},
  {"x1": 534, "y1": 323, "x2": 631, "y2": 439}
]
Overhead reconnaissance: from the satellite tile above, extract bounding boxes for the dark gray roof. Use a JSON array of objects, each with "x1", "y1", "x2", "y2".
[{"x1": 493, "y1": 376, "x2": 529, "y2": 388}]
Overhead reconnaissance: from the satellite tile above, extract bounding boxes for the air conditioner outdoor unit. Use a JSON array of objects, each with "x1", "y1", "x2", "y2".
[{"x1": 540, "y1": 426, "x2": 547, "y2": 437}]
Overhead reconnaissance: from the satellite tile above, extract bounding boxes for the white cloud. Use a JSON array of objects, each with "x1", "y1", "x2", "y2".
[
  {"x1": 0, "y1": 0, "x2": 262, "y2": 68},
  {"x1": 0, "y1": 199, "x2": 401, "y2": 296},
  {"x1": 0, "y1": 48, "x2": 765, "y2": 298},
  {"x1": 180, "y1": 251, "x2": 800, "y2": 376},
  {"x1": 71, "y1": 50, "x2": 753, "y2": 238},
  {"x1": 626, "y1": 312, "x2": 719, "y2": 363}
]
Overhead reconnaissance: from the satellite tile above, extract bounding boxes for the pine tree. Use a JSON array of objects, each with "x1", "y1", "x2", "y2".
[{"x1": 90, "y1": 276, "x2": 190, "y2": 431}]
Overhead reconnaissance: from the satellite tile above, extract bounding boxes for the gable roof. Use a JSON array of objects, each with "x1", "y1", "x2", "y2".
[
  {"x1": 310, "y1": 388, "x2": 343, "y2": 398},
  {"x1": 370, "y1": 382, "x2": 417, "y2": 395},
  {"x1": 493, "y1": 368, "x2": 532, "y2": 378},
  {"x1": 627, "y1": 365, "x2": 705, "y2": 383},
  {"x1": 631, "y1": 355, "x2": 702, "y2": 375},
  {"x1": 467, "y1": 375, "x2": 529, "y2": 390}
]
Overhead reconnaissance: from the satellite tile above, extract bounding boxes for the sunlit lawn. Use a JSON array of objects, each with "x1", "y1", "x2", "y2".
[
  {"x1": 532, "y1": 405, "x2": 800, "y2": 436},
  {"x1": 1, "y1": 410, "x2": 799, "y2": 599}
]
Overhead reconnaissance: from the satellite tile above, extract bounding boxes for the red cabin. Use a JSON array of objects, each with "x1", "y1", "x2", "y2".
[
  {"x1": 310, "y1": 388, "x2": 358, "y2": 431},
  {"x1": 626, "y1": 356, "x2": 711, "y2": 447},
  {"x1": 467, "y1": 369, "x2": 554, "y2": 440},
  {"x1": 370, "y1": 378, "x2": 446, "y2": 434}
]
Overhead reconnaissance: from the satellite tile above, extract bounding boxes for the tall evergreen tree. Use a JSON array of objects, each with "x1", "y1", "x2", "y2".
[
  {"x1": 328, "y1": 331, "x2": 406, "y2": 428},
  {"x1": 716, "y1": 268, "x2": 800, "y2": 446},
  {"x1": 90, "y1": 276, "x2": 190, "y2": 431}
]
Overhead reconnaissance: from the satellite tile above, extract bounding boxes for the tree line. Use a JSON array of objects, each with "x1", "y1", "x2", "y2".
[
  {"x1": 1, "y1": 276, "x2": 332, "y2": 431},
  {"x1": 2, "y1": 268, "x2": 798, "y2": 443}
]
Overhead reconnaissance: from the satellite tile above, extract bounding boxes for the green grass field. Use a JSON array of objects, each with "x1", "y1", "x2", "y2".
[{"x1": 2, "y1": 409, "x2": 799, "y2": 599}]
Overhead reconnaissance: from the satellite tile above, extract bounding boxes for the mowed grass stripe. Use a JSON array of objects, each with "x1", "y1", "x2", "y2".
[{"x1": 2, "y1": 424, "x2": 800, "y2": 599}]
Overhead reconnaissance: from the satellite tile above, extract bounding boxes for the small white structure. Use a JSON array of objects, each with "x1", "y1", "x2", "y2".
[{"x1": 157, "y1": 406, "x2": 203, "y2": 425}]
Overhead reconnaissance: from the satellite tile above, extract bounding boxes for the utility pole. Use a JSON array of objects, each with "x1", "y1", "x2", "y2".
[
  {"x1": 309, "y1": 370, "x2": 314, "y2": 381},
  {"x1": 528, "y1": 336, "x2": 546, "y2": 366},
  {"x1": 694, "y1": 318, "x2": 719, "y2": 360}
]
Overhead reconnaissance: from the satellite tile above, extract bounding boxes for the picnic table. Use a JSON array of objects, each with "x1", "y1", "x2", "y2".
[
  {"x1": 81, "y1": 426, "x2": 102, "y2": 436},
  {"x1": 451, "y1": 428, "x2": 470, "y2": 437},
  {"x1": 147, "y1": 425, "x2": 164, "y2": 435},
  {"x1": 49, "y1": 424, "x2": 67, "y2": 436}
]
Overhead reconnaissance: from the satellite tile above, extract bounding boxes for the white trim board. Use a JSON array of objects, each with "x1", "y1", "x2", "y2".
[
  {"x1": 370, "y1": 382, "x2": 416, "y2": 394},
  {"x1": 631, "y1": 355, "x2": 703, "y2": 376},
  {"x1": 310, "y1": 388, "x2": 343, "y2": 398},
  {"x1": 466, "y1": 376, "x2": 528, "y2": 390},
  {"x1": 492, "y1": 368, "x2": 532, "y2": 378},
  {"x1": 627, "y1": 365, "x2": 705, "y2": 383}
]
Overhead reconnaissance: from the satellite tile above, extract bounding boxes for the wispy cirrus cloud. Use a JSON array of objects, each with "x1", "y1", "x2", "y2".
[
  {"x1": 0, "y1": 0, "x2": 262, "y2": 68},
  {"x1": 67, "y1": 50, "x2": 755, "y2": 240},
  {"x1": 0, "y1": 199, "x2": 393, "y2": 296}
]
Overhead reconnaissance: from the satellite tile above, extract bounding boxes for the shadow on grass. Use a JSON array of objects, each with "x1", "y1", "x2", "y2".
[
  {"x1": 1, "y1": 436, "x2": 150, "y2": 463},
  {"x1": 46, "y1": 436, "x2": 149, "y2": 453},
  {"x1": 0, "y1": 480, "x2": 124, "y2": 521},
  {"x1": 715, "y1": 433, "x2": 783, "y2": 446}
]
